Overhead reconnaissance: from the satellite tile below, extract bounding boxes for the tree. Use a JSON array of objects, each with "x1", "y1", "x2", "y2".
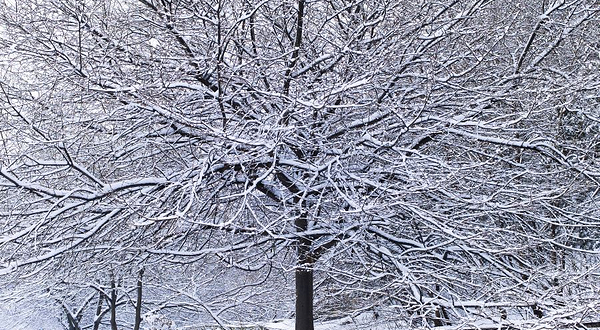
[{"x1": 1, "y1": 0, "x2": 600, "y2": 329}]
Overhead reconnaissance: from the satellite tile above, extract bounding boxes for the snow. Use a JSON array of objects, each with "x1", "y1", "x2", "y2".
[
  {"x1": 0, "y1": 311, "x2": 393, "y2": 330},
  {"x1": 224, "y1": 313, "x2": 393, "y2": 330},
  {"x1": 147, "y1": 38, "x2": 160, "y2": 48},
  {"x1": 0, "y1": 302, "x2": 62, "y2": 330}
]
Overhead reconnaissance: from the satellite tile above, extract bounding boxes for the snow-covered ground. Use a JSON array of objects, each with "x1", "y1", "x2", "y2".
[
  {"x1": 0, "y1": 311, "x2": 387, "y2": 330},
  {"x1": 0, "y1": 304, "x2": 62, "y2": 330},
  {"x1": 209, "y1": 312, "x2": 401, "y2": 330},
  {"x1": 262, "y1": 313, "x2": 397, "y2": 330},
  {"x1": 4, "y1": 309, "x2": 585, "y2": 330}
]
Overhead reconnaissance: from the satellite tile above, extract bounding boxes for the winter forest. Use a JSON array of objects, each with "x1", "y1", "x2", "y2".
[{"x1": 0, "y1": 0, "x2": 599, "y2": 329}]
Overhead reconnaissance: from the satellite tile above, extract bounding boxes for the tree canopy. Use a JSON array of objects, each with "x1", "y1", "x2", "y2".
[{"x1": 1, "y1": 0, "x2": 600, "y2": 329}]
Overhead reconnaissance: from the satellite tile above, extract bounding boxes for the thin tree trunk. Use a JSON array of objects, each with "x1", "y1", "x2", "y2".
[
  {"x1": 92, "y1": 291, "x2": 105, "y2": 330},
  {"x1": 133, "y1": 268, "x2": 144, "y2": 330},
  {"x1": 110, "y1": 275, "x2": 118, "y2": 330}
]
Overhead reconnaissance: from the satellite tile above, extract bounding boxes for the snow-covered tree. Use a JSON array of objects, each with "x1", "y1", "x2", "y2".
[{"x1": 1, "y1": 0, "x2": 600, "y2": 329}]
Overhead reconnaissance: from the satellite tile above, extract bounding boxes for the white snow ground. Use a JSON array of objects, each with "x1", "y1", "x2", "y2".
[
  {"x1": 0, "y1": 304, "x2": 62, "y2": 330},
  {"x1": 258, "y1": 312, "x2": 398, "y2": 330}
]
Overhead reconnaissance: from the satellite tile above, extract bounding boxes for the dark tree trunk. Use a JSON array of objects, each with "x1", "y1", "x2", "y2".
[
  {"x1": 133, "y1": 268, "x2": 144, "y2": 330},
  {"x1": 282, "y1": 0, "x2": 305, "y2": 95},
  {"x1": 110, "y1": 275, "x2": 118, "y2": 330},
  {"x1": 295, "y1": 263, "x2": 314, "y2": 330},
  {"x1": 295, "y1": 211, "x2": 314, "y2": 330},
  {"x1": 92, "y1": 291, "x2": 105, "y2": 330},
  {"x1": 61, "y1": 303, "x2": 81, "y2": 330}
]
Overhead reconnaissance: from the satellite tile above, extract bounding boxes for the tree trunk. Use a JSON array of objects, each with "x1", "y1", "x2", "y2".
[
  {"x1": 295, "y1": 263, "x2": 314, "y2": 330},
  {"x1": 295, "y1": 211, "x2": 314, "y2": 330},
  {"x1": 92, "y1": 291, "x2": 105, "y2": 330},
  {"x1": 110, "y1": 275, "x2": 118, "y2": 330},
  {"x1": 283, "y1": 0, "x2": 305, "y2": 95},
  {"x1": 61, "y1": 303, "x2": 81, "y2": 330},
  {"x1": 133, "y1": 268, "x2": 144, "y2": 330}
]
